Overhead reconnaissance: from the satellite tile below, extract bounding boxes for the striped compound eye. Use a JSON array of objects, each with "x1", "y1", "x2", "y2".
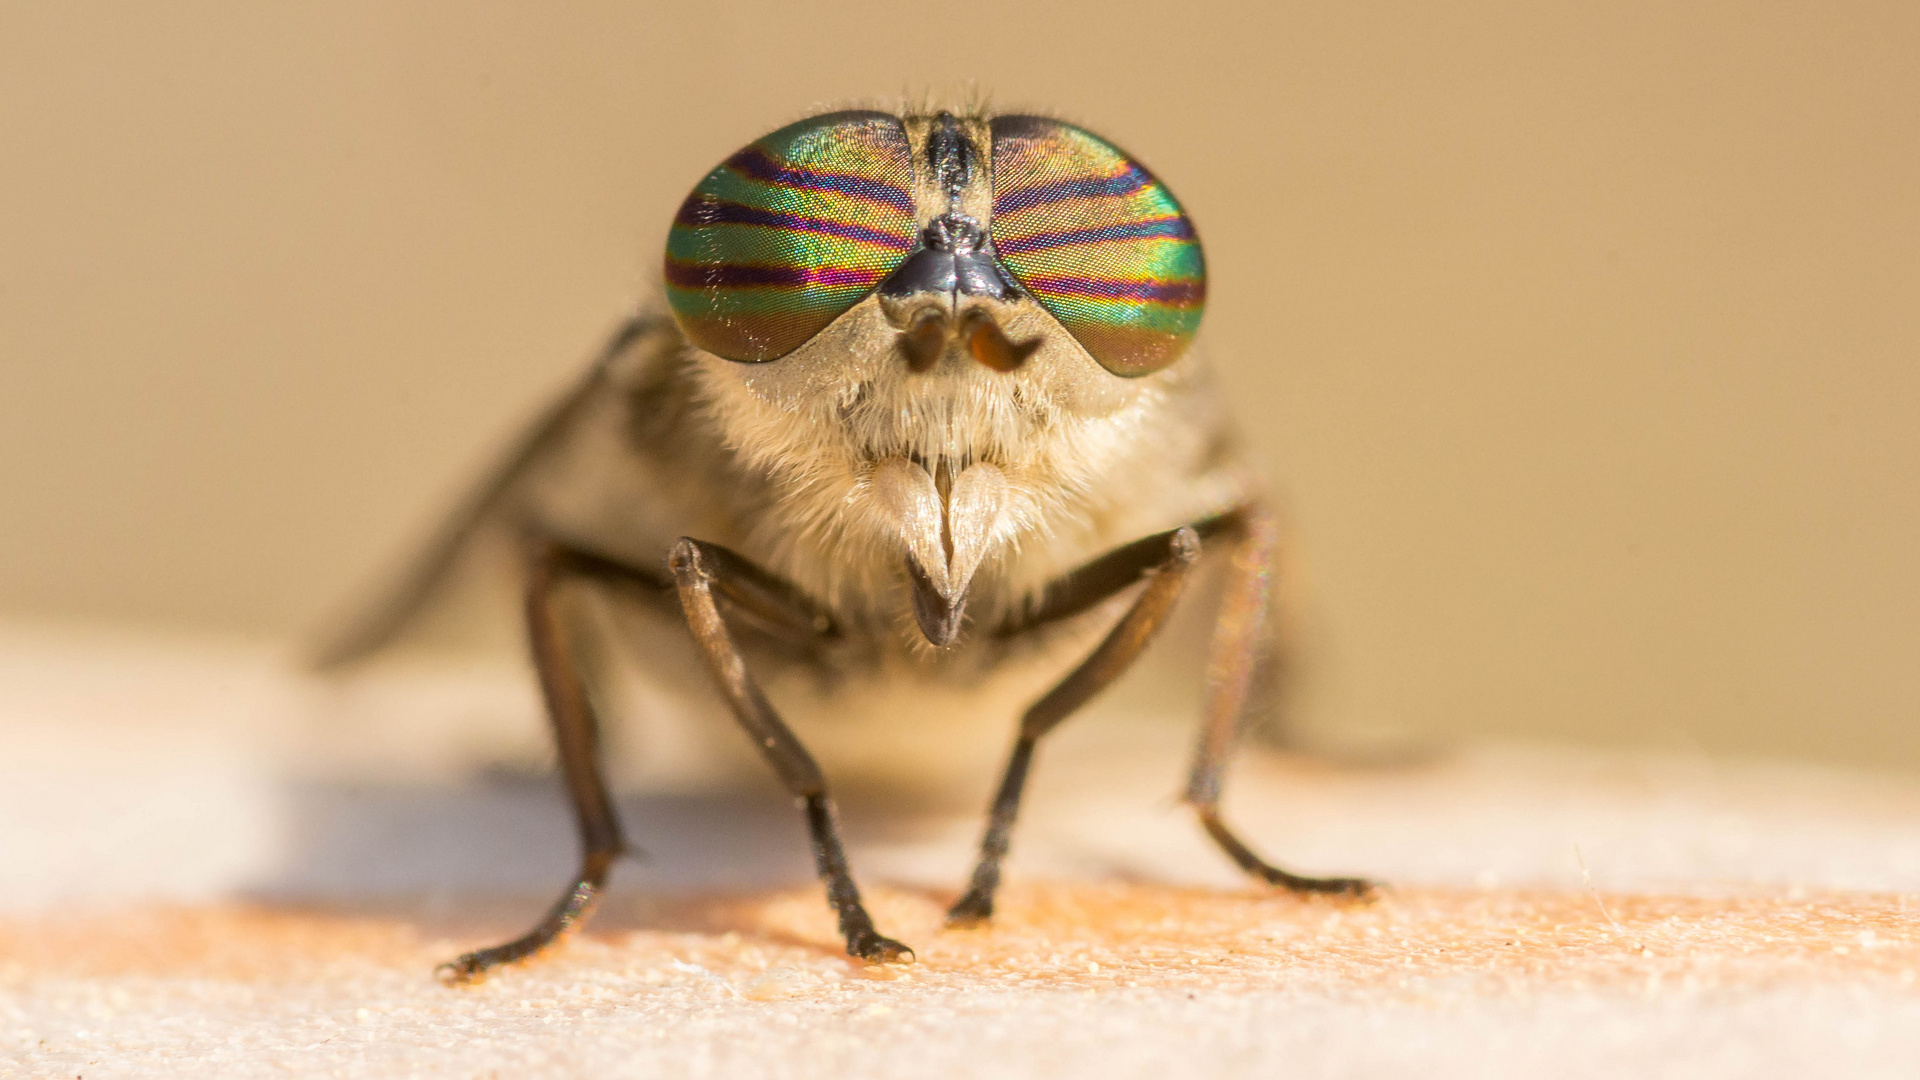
[
  {"x1": 988, "y1": 117, "x2": 1206, "y2": 377},
  {"x1": 666, "y1": 112, "x2": 918, "y2": 362}
]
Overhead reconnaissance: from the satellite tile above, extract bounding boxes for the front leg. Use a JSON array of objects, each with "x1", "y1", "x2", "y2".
[
  {"x1": 435, "y1": 533, "x2": 866, "y2": 983},
  {"x1": 669, "y1": 538, "x2": 912, "y2": 963},
  {"x1": 948, "y1": 525, "x2": 1203, "y2": 925}
]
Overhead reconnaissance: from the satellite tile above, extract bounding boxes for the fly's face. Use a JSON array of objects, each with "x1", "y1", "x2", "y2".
[{"x1": 663, "y1": 107, "x2": 1209, "y2": 640}]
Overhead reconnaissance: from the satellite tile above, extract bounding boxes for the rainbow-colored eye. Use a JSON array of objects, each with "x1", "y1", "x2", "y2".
[
  {"x1": 988, "y1": 117, "x2": 1206, "y2": 377},
  {"x1": 666, "y1": 111, "x2": 918, "y2": 362}
]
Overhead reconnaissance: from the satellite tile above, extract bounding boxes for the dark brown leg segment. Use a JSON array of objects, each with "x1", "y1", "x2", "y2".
[
  {"x1": 669, "y1": 538, "x2": 911, "y2": 963},
  {"x1": 1184, "y1": 508, "x2": 1374, "y2": 898},
  {"x1": 436, "y1": 539, "x2": 629, "y2": 985},
  {"x1": 948, "y1": 526, "x2": 1203, "y2": 926}
]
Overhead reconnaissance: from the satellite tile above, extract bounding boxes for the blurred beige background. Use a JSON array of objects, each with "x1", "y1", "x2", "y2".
[{"x1": 0, "y1": 2, "x2": 1914, "y2": 767}]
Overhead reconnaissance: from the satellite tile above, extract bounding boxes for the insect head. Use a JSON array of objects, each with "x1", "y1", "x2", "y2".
[{"x1": 664, "y1": 110, "x2": 1206, "y2": 377}]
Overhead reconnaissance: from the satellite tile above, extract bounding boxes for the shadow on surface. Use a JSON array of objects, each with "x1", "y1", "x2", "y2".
[{"x1": 243, "y1": 773, "x2": 977, "y2": 944}]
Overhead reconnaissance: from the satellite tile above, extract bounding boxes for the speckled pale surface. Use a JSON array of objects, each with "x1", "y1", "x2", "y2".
[
  {"x1": 3, "y1": 627, "x2": 1919, "y2": 1078},
  {"x1": 9, "y1": 886, "x2": 1920, "y2": 1078}
]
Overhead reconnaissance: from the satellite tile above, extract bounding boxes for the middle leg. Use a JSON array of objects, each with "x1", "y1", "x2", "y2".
[{"x1": 1184, "y1": 506, "x2": 1375, "y2": 898}]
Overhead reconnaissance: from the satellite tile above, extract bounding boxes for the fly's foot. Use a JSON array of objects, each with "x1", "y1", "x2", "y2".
[
  {"x1": 433, "y1": 937, "x2": 549, "y2": 986},
  {"x1": 434, "y1": 953, "x2": 492, "y2": 987},
  {"x1": 944, "y1": 889, "x2": 995, "y2": 928},
  {"x1": 1197, "y1": 810, "x2": 1379, "y2": 904},
  {"x1": 1267, "y1": 871, "x2": 1379, "y2": 902},
  {"x1": 847, "y1": 928, "x2": 916, "y2": 964},
  {"x1": 429, "y1": 877, "x2": 603, "y2": 987}
]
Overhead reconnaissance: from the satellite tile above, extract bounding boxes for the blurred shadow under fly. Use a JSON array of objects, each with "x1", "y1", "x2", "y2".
[{"x1": 319, "y1": 105, "x2": 1373, "y2": 983}]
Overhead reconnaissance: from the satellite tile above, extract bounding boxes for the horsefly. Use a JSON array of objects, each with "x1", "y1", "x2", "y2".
[{"x1": 319, "y1": 106, "x2": 1374, "y2": 984}]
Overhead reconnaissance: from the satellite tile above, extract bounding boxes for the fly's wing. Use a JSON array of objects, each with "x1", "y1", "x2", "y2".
[{"x1": 309, "y1": 313, "x2": 676, "y2": 669}]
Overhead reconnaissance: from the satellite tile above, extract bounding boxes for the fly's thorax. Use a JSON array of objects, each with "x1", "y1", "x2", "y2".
[{"x1": 684, "y1": 328, "x2": 1242, "y2": 636}]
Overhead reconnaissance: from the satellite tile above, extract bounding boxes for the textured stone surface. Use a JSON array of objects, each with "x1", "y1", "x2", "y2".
[{"x1": 2, "y1": 627, "x2": 1918, "y2": 1077}]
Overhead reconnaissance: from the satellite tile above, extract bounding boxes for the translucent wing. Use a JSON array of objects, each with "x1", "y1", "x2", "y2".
[{"x1": 309, "y1": 314, "x2": 674, "y2": 669}]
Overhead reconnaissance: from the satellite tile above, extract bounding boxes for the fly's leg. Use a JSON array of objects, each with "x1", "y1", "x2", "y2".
[
  {"x1": 438, "y1": 534, "x2": 844, "y2": 982},
  {"x1": 1184, "y1": 508, "x2": 1374, "y2": 898},
  {"x1": 669, "y1": 538, "x2": 911, "y2": 963},
  {"x1": 947, "y1": 526, "x2": 1203, "y2": 926},
  {"x1": 436, "y1": 539, "x2": 631, "y2": 985}
]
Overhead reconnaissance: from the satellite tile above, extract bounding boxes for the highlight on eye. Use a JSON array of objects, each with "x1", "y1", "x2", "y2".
[
  {"x1": 988, "y1": 116, "x2": 1206, "y2": 377},
  {"x1": 666, "y1": 111, "x2": 919, "y2": 362}
]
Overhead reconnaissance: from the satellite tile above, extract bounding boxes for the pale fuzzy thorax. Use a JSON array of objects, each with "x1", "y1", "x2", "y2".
[{"x1": 682, "y1": 299, "x2": 1248, "y2": 641}]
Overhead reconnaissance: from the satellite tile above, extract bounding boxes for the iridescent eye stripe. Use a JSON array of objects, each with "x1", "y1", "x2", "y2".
[
  {"x1": 721, "y1": 146, "x2": 917, "y2": 213},
  {"x1": 990, "y1": 164, "x2": 1153, "y2": 213},
  {"x1": 1004, "y1": 276, "x2": 1204, "y2": 304},
  {"x1": 663, "y1": 263, "x2": 888, "y2": 290},
  {"x1": 991, "y1": 216, "x2": 1196, "y2": 255},
  {"x1": 671, "y1": 201, "x2": 914, "y2": 251},
  {"x1": 988, "y1": 116, "x2": 1206, "y2": 377},
  {"x1": 666, "y1": 111, "x2": 917, "y2": 362}
]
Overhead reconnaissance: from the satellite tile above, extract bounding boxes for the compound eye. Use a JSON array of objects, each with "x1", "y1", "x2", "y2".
[
  {"x1": 988, "y1": 116, "x2": 1206, "y2": 377},
  {"x1": 666, "y1": 111, "x2": 917, "y2": 362}
]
